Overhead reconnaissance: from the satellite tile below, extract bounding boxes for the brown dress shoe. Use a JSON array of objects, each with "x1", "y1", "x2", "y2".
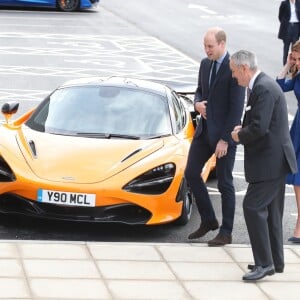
[
  {"x1": 207, "y1": 233, "x2": 232, "y2": 246},
  {"x1": 188, "y1": 220, "x2": 219, "y2": 240}
]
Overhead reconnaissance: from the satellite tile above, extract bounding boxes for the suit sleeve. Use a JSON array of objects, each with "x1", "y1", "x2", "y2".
[
  {"x1": 276, "y1": 77, "x2": 295, "y2": 92},
  {"x1": 194, "y1": 62, "x2": 203, "y2": 104},
  {"x1": 221, "y1": 78, "x2": 245, "y2": 143},
  {"x1": 278, "y1": 1, "x2": 286, "y2": 22},
  {"x1": 238, "y1": 87, "x2": 275, "y2": 145}
]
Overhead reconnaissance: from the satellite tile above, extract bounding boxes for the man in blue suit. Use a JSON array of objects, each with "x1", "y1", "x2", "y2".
[{"x1": 185, "y1": 27, "x2": 245, "y2": 246}]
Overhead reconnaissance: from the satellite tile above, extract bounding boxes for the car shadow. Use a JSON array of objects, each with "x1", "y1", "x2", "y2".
[{"x1": 0, "y1": 213, "x2": 179, "y2": 242}]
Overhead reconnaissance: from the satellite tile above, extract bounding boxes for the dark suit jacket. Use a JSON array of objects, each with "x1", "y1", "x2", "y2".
[
  {"x1": 278, "y1": 0, "x2": 300, "y2": 40},
  {"x1": 238, "y1": 72, "x2": 297, "y2": 183},
  {"x1": 194, "y1": 52, "x2": 245, "y2": 147}
]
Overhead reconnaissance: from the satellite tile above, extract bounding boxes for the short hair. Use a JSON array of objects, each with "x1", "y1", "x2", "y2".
[
  {"x1": 207, "y1": 27, "x2": 226, "y2": 44},
  {"x1": 215, "y1": 30, "x2": 226, "y2": 44},
  {"x1": 230, "y1": 50, "x2": 258, "y2": 71}
]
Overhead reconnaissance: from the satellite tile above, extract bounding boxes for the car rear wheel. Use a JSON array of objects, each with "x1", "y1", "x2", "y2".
[
  {"x1": 208, "y1": 168, "x2": 217, "y2": 180},
  {"x1": 57, "y1": 0, "x2": 79, "y2": 12},
  {"x1": 174, "y1": 178, "x2": 193, "y2": 225}
]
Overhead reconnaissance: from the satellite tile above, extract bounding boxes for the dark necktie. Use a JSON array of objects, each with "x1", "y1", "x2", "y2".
[
  {"x1": 210, "y1": 60, "x2": 217, "y2": 87},
  {"x1": 246, "y1": 87, "x2": 252, "y2": 103}
]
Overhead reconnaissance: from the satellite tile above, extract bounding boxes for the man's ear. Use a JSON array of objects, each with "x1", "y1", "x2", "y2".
[
  {"x1": 242, "y1": 64, "x2": 249, "y2": 72},
  {"x1": 220, "y1": 40, "x2": 226, "y2": 49}
]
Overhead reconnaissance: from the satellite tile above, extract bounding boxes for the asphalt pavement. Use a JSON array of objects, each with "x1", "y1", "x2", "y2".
[
  {"x1": 0, "y1": 240, "x2": 299, "y2": 299},
  {"x1": 0, "y1": 4, "x2": 299, "y2": 299}
]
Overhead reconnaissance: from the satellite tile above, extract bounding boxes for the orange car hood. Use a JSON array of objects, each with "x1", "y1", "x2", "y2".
[{"x1": 17, "y1": 128, "x2": 165, "y2": 183}]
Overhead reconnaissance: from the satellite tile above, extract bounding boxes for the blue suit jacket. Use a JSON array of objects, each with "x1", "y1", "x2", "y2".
[{"x1": 194, "y1": 52, "x2": 245, "y2": 147}]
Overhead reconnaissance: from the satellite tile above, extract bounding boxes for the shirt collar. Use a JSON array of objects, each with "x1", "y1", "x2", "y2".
[
  {"x1": 215, "y1": 52, "x2": 227, "y2": 65},
  {"x1": 249, "y1": 70, "x2": 261, "y2": 90}
]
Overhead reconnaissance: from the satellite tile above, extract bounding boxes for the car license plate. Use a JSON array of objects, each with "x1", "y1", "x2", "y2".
[{"x1": 37, "y1": 189, "x2": 96, "y2": 207}]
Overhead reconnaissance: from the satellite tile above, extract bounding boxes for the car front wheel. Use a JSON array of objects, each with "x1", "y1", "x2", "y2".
[
  {"x1": 174, "y1": 178, "x2": 193, "y2": 225},
  {"x1": 57, "y1": 0, "x2": 80, "y2": 12}
]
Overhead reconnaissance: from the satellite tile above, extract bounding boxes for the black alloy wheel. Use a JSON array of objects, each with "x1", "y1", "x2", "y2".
[
  {"x1": 174, "y1": 178, "x2": 193, "y2": 225},
  {"x1": 57, "y1": 0, "x2": 80, "y2": 12}
]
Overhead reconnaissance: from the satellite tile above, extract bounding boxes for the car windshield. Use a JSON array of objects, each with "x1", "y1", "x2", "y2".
[{"x1": 26, "y1": 86, "x2": 172, "y2": 138}]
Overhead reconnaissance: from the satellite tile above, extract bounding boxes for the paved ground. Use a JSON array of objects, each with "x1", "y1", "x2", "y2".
[
  {"x1": 0, "y1": 240, "x2": 299, "y2": 299},
  {"x1": 0, "y1": 32, "x2": 198, "y2": 104}
]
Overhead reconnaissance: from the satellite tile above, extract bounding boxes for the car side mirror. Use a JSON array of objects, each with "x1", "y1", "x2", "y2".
[{"x1": 1, "y1": 101, "x2": 19, "y2": 124}]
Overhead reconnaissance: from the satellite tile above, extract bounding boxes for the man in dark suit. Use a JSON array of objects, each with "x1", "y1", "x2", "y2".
[
  {"x1": 185, "y1": 27, "x2": 245, "y2": 246},
  {"x1": 278, "y1": 0, "x2": 300, "y2": 65},
  {"x1": 231, "y1": 50, "x2": 297, "y2": 281}
]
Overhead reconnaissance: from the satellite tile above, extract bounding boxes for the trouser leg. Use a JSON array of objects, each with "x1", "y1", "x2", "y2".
[
  {"x1": 267, "y1": 176, "x2": 285, "y2": 268},
  {"x1": 283, "y1": 39, "x2": 290, "y2": 65},
  {"x1": 216, "y1": 145, "x2": 237, "y2": 235},
  {"x1": 243, "y1": 178, "x2": 284, "y2": 266},
  {"x1": 185, "y1": 133, "x2": 215, "y2": 222}
]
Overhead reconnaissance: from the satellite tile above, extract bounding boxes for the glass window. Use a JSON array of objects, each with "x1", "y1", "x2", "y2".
[
  {"x1": 26, "y1": 86, "x2": 172, "y2": 138},
  {"x1": 171, "y1": 92, "x2": 186, "y2": 133}
]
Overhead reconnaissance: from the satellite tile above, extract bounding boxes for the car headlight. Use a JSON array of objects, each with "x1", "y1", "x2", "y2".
[
  {"x1": 0, "y1": 157, "x2": 16, "y2": 182},
  {"x1": 123, "y1": 163, "x2": 176, "y2": 195}
]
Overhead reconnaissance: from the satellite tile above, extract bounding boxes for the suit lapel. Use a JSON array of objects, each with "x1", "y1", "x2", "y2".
[
  {"x1": 243, "y1": 72, "x2": 265, "y2": 126},
  {"x1": 246, "y1": 88, "x2": 253, "y2": 106},
  {"x1": 249, "y1": 72, "x2": 264, "y2": 104},
  {"x1": 209, "y1": 52, "x2": 229, "y2": 90}
]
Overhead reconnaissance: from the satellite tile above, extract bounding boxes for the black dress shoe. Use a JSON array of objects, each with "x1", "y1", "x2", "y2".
[
  {"x1": 207, "y1": 233, "x2": 232, "y2": 246},
  {"x1": 188, "y1": 220, "x2": 219, "y2": 239},
  {"x1": 243, "y1": 265, "x2": 275, "y2": 281},
  {"x1": 247, "y1": 264, "x2": 284, "y2": 273}
]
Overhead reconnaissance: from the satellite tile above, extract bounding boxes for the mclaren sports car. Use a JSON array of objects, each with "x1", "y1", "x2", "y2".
[{"x1": 0, "y1": 76, "x2": 215, "y2": 226}]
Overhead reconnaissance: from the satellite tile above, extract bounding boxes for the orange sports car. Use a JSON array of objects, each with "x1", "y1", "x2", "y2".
[{"x1": 0, "y1": 76, "x2": 215, "y2": 225}]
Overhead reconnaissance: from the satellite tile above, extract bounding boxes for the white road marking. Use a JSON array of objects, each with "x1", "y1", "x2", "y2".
[
  {"x1": 0, "y1": 88, "x2": 49, "y2": 101},
  {"x1": 207, "y1": 189, "x2": 297, "y2": 197},
  {"x1": 0, "y1": 33, "x2": 198, "y2": 84},
  {"x1": 232, "y1": 175, "x2": 245, "y2": 179},
  {"x1": 188, "y1": 4, "x2": 217, "y2": 14},
  {"x1": 187, "y1": 4, "x2": 245, "y2": 22}
]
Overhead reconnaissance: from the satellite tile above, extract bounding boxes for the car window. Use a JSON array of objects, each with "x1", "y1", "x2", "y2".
[
  {"x1": 26, "y1": 86, "x2": 172, "y2": 138},
  {"x1": 171, "y1": 92, "x2": 186, "y2": 133}
]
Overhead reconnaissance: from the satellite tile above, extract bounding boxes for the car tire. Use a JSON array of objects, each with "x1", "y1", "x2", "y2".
[
  {"x1": 57, "y1": 0, "x2": 80, "y2": 12},
  {"x1": 174, "y1": 178, "x2": 193, "y2": 226}
]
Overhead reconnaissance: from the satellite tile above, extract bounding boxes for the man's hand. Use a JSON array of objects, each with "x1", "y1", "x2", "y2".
[
  {"x1": 231, "y1": 125, "x2": 242, "y2": 143},
  {"x1": 195, "y1": 101, "x2": 207, "y2": 119},
  {"x1": 215, "y1": 139, "x2": 228, "y2": 159}
]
